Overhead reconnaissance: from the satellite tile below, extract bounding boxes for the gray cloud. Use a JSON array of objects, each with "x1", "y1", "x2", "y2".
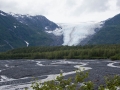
[
  {"x1": 0, "y1": 0, "x2": 18, "y2": 12},
  {"x1": 0, "y1": 0, "x2": 119, "y2": 23},
  {"x1": 72, "y1": 0, "x2": 109, "y2": 16},
  {"x1": 0, "y1": 0, "x2": 50, "y2": 15},
  {"x1": 116, "y1": 0, "x2": 120, "y2": 8},
  {"x1": 65, "y1": 0, "x2": 78, "y2": 8}
]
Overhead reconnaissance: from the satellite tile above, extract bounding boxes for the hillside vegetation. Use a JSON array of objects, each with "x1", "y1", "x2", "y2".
[{"x1": 0, "y1": 45, "x2": 120, "y2": 60}]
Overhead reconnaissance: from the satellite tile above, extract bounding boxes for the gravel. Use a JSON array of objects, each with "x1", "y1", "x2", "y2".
[{"x1": 0, "y1": 59, "x2": 120, "y2": 89}]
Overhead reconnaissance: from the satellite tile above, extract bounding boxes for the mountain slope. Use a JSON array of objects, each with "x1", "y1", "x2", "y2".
[
  {"x1": 88, "y1": 13, "x2": 120, "y2": 45},
  {"x1": 12, "y1": 13, "x2": 63, "y2": 46},
  {"x1": 1, "y1": 10, "x2": 120, "y2": 52},
  {"x1": 0, "y1": 10, "x2": 60, "y2": 52}
]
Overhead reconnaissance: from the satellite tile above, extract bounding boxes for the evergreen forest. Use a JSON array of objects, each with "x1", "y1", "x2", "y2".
[{"x1": 0, "y1": 45, "x2": 120, "y2": 60}]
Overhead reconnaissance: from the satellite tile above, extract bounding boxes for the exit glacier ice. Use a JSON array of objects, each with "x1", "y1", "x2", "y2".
[{"x1": 46, "y1": 22, "x2": 103, "y2": 46}]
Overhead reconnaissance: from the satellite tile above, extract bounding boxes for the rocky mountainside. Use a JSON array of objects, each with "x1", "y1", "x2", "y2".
[{"x1": 0, "y1": 10, "x2": 63, "y2": 52}]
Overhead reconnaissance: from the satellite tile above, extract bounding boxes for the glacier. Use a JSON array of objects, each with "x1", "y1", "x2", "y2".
[{"x1": 46, "y1": 21, "x2": 104, "y2": 46}]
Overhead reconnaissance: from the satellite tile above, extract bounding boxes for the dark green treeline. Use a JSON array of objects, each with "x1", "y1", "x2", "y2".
[{"x1": 0, "y1": 45, "x2": 120, "y2": 60}]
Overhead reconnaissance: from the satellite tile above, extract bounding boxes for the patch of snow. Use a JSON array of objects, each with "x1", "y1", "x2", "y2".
[
  {"x1": 12, "y1": 14, "x2": 24, "y2": 18},
  {"x1": 24, "y1": 41, "x2": 29, "y2": 47},
  {"x1": 45, "y1": 26, "x2": 48, "y2": 30},
  {"x1": 45, "y1": 28, "x2": 63, "y2": 36},
  {"x1": 26, "y1": 14, "x2": 31, "y2": 18},
  {"x1": 46, "y1": 31, "x2": 52, "y2": 33},
  {"x1": 20, "y1": 15, "x2": 25, "y2": 18},
  {"x1": 0, "y1": 13, "x2": 6, "y2": 16},
  {"x1": 9, "y1": 12, "x2": 15, "y2": 16},
  {"x1": 28, "y1": 16, "x2": 32, "y2": 19},
  {"x1": 13, "y1": 14, "x2": 19, "y2": 17},
  {"x1": 14, "y1": 26, "x2": 16, "y2": 28}
]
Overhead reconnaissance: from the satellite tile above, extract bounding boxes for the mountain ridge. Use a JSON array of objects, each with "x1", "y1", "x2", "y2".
[
  {"x1": 0, "y1": 10, "x2": 62, "y2": 52},
  {"x1": 11, "y1": 13, "x2": 59, "y2": 31},
  {"x1": 0, "y1": 10, "x2": 120, "y2": 52}
]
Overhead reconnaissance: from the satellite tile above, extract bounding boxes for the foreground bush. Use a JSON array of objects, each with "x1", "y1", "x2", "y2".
[{"x1": 29, "y1": 69, "x2": 120, "y2": 90}]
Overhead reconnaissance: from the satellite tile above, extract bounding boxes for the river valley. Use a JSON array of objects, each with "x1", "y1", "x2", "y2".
[{"x1": 0, "y1": 59, "x2": 120, "y2": 90}]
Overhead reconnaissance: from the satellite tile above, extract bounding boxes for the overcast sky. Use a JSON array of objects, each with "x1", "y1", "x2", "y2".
[{"x1": 0, "y1": 0, "x2": 120, "y2": 23}]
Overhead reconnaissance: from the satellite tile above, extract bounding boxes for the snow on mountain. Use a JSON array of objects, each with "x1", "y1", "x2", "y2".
[
  {"x1": 0, "y1": 11, "x2": 7, "y2": 16},
  {"x1": 46, "y1": 28, "x2": 63, "y2": 36},
  {"x1": 14, "y1": 26, "x2": 17, "y2": 28},
  {"x1": 9, "y1": 12, "x2": 32, "y2": 19},
  {"x1": 0, "y1": 12, "x2": 6, "y2": 16},
  {"x1": 24, "y1": 41, "x2": 29, "y2": 47},
  {"x1": 46, "y1": 22, "x2": 104, "y2": 46}
]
